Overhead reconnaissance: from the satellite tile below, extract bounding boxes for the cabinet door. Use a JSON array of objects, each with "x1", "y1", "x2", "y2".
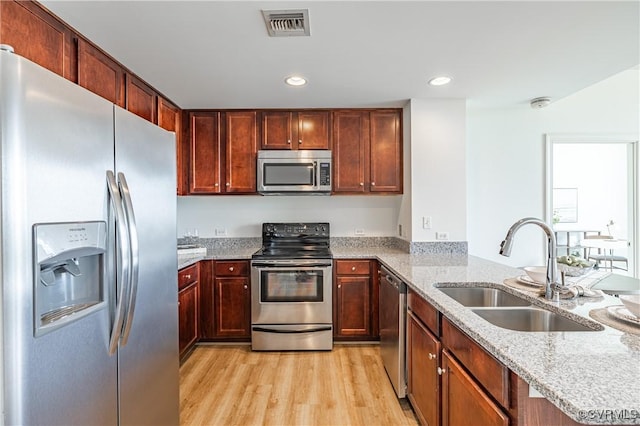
[
  {"x1": 0, "y1": 1, "x2": 74, "y2": 80},
  {"x1": 441, "y1": 350, "x2": 509, "y2": 426},
  {"x1": 77, "y1": 38, "x2": 125, "y2": 107},
  {"x1": 214, "y1": 277, "x2": 251, "y2": 338},
  {"x1": 189, "y1": 112, "x2": 222, "y2": 193},
  {"x1": 126, "y1": 74, "x2": 157, "y2": 123},
  {"x1": 262, "y1": 111, "x2": 293, "y2": 149},
  {"x1": 369, "y1": 110, "x2": 402, "y2": 193},
  {"x1": 298, "y1": 111, "x2": 330, "y2": 149},
  {"x1": 225, "y1": 111, "x2": 257, "y2": 193},
  {"x1": 332, "y1": 111, "x2": 368, "y2": 193},
  {"x1": 335, "y1": 275, "x2": 372, "y2": 337},
  {"x1": 407, "y1": 311, "x2": 441, "y2": 426},
  {"x1": 198, "y1": 260, "x2": 215, "y2": 339},
  {"x1": 178, "y1": 282, "x2": 199, "y2": 358}
]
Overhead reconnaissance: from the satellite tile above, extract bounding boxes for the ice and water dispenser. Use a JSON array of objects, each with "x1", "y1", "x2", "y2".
[{"x1": 33, "y1": 221, "x2": 107, "y2": 336}]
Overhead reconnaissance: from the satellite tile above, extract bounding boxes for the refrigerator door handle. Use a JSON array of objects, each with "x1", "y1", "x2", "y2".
[
  {"x1": 118, "y1": 172, "x2": 139, "y2": 346},
  {"x1": 106, "y1": 170, "x2": 131, "y2": 355}
]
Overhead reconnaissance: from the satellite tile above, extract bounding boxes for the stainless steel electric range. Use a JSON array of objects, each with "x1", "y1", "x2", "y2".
[{"x1": 251, "y1": 223, "x2": 333, "y2": 351}]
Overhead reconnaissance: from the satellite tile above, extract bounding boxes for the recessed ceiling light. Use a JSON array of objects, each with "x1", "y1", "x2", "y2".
[
  {"x1": 285, "y1": 75, "x2": 307, "y2": 86},
  {"x1": 428, "y1": 76, "x2": 452, "y2": 86}
]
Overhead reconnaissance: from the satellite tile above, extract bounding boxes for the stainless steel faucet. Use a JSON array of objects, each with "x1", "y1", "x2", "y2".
[{"x1": 499, "y1": 217, "x2": 560, "y2": 301}]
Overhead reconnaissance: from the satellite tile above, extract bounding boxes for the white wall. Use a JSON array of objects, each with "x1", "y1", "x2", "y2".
[
  {"x1": 408, "y1": 99, "x2": 467, "y2": 242},
  {"x1": 177, "y1": 195, "x2": 402, "y2": 238},
  {"x1": 467, "y1": 69, "x2": 640, "y2": 268}
]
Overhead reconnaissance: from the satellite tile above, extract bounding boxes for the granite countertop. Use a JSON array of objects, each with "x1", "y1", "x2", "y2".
[
  {"x1": 373, "y1": 253, "x2": 640, "y2": 425},
  {"x1": 177, "y1": 242, "x2": 640, "y2": 424}
]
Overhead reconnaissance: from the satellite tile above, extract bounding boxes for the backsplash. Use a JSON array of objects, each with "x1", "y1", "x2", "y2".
[{"x1": 178, "y1": 236, "x2": 468, "y2": 255}]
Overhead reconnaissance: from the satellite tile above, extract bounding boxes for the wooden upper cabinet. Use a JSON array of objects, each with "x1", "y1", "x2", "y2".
[
  {"x1": 126, "y1": 74, "x2": 157, "y2": 123},
  {"x1": 262, "y1": 111, "x2": 293, "y2": 149},
  {"x1": 298, "y1": 111, "x2": 330, "y2": 149},
  {"x1": 333, "y1": 111, "x2": 368, "y2": 193},
  {"x1": 370, "y1": 111, "x2": 402, "y2": 193},
  {"x1": 225, "y1": 111, "x2": 257, "y2": 193},
  {"x1": 261, "y1": 111, "x2": 330, "y2": 150},
  {"x1": 189, "y1": 112, "x2": 222, "y2": 194},
  {"x1": 0, "y1": 1, "x2": 74, "y2": 80},
  {"x1": 333, "y1": 109, "x2": 402, "y2": 194},
  {"x1": 77, "y1": 38, "x2": 125, "y2": 107},
  {"x1": 187, "y1": 111, "x2": 257, "y2": 195}
]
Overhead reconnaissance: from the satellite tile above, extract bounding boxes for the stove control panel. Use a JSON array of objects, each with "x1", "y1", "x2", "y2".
[{"x1": 262, "y1": 222, "x2": 330, "y2": 238}]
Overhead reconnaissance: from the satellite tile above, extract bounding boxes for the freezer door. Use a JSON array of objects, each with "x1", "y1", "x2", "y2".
[
  {"x1": 1, "y1": 50, "x2": 118, "y2": 425},
  {"x1": 114, "y1": 106, "x2": 179, "y2": 425}
]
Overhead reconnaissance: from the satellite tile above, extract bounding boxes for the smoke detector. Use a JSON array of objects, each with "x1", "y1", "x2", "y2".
[
  {"x1": 262, "y1": 9, "x2": 310, "y2": 37},
  {"x1": 530, "y1": 97, "x2": 552, "y2": 109}
]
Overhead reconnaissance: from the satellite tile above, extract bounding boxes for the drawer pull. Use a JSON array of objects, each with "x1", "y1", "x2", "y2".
[
  {"x1": 437, "y1": 367, "x2": 446, "y2": 375},
  {"x1": 244, "y1": 285, "x2": 248, "y2": 290},
  {"x1": 351, "y1": 266, "x2": 356, "y2": 271},
  {"x1": 229, "y1": 266, "x2": 234, "y2": 272},
  {"x1": 428, "y1": 353, "x2": 436, "y2": 360},
  {"x1": 184, "y1": 274, "x2": 191, "y2": 280}
]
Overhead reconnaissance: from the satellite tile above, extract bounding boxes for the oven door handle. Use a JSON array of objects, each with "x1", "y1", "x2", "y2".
[
  {"x1": 252, "y1": 326, "x2": 332, "y2": 334},
  {"x1": 251, "y1": 261, "x2": 332, "y2": 268}
]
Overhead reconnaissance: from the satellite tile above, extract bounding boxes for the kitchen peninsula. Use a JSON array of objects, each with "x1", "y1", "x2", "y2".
[{"x1": 178, "y1": 238, "x2": 640, "y2": 425}]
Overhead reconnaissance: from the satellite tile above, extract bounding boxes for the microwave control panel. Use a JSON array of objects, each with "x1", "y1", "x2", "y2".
[{"x1": 319, "y1": 162, "x2": 330, "y2": 186}]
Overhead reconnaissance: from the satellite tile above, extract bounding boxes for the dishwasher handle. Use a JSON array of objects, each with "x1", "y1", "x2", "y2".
[{"x1": 380, "y1": 266, "x2": 403, "y2": 290}]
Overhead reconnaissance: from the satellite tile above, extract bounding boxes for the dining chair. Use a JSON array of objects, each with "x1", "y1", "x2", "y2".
[{"x1": 583, "y1": 235, "x2": 629, "y2": 271}]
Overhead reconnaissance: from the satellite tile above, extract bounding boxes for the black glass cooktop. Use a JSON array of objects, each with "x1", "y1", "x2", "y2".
[{"x1": 252, "y1": 222, "x2": 331, "y2": 260}]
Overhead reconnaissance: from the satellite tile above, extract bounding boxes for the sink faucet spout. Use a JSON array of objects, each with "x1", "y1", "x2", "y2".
[{"x1": 499, "y1": 217, "x2": 559, "y2": 301}]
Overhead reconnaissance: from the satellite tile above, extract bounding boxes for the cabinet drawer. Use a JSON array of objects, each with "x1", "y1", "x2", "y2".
[
  {"x1": 335, "y1": 259, "x2": 371, "y2": 275},
  {"x1": 215, "y1": 260, "x2": 249, "y2": 277},
  {"x1": 178, "y1": 264, "x2": 199, "y2": 291},
  {"x1": 408, "y1": 288, "x2": 440, "y2": 336},
  {"x1": 441, "y1": 316, "x2": 509, "y2": 408}
]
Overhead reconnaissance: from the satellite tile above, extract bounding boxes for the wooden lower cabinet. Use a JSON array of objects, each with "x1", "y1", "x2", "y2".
[
  {"x1": 333, "y1": 259, "x2": 378, "y2": 340},
  {"x1": 407, "y1": 310, "x2": 441, "y2": 426},
  {"x1": 441, "y1": 350, "x2": 509, "y2": 426},
  {"x1": 201, "y1": 260, "x2": 251, "y2": 341},
  {"x1": 178, "y1": 264, "x2": 199, "y2": 360}
]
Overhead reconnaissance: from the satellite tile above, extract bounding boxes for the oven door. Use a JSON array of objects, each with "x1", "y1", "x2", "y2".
[{"x1": 251, "y1": 260, "x2": 332, "y2": 325}]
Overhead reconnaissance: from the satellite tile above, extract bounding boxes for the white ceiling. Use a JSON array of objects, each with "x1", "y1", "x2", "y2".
[{"x1": 41, "y1": 1, "x2": 639, "y2": 109}]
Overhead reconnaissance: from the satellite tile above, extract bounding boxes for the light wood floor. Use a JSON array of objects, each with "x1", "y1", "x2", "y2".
[{"x1": 180, "y1": 344, "x2": 419, "y2": 426}]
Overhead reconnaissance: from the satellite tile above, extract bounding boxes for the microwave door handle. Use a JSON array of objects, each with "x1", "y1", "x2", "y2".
[{"x1": 313, "y1": 161, "x2": 318, "y2": 188}]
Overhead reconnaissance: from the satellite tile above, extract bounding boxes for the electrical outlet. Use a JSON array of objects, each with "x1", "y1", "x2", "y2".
[
  {"x1": 355, "y1": 228, "x2": 365, "y2": 236},
  {"x1": 436, "y1": 232, "x2": 449, "y2": 240},
  {"x1": 423, "y1": 216, "x2": 432, "y2": 229},
  {"x1": 398, "y1": 224, "x2": 403, "y2": 236},
  {"x1": 215, "y1": 228, "x2": 227, "y2": 236}
]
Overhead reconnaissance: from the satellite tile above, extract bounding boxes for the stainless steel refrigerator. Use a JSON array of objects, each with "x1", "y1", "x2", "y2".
[{"x1": 0, "y1": 47, "x2": 179, "y2": 425}]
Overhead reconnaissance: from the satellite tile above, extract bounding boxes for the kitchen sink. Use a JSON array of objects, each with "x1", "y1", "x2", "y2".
[
  {"x1": 471, "y1": 308, "x2": 602, "y2": 332},
  {"x1": 438, "y1": 287, "x2": 532, "y2": 307}
]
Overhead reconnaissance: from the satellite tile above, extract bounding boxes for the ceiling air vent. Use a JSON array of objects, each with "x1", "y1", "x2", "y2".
[{"x1": 262, "y1": 9, "x2": 310, "y2": 37}]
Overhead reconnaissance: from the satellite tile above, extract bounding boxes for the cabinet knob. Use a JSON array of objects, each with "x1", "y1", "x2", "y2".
[
  {"x1": 244, "y1": 285, "x2": 248, "y2": 289},
  {"x1": 428, "y1": 353, "x2": 436, "y2": 360},
  {"x1": 351, "y1": 266, "x2": 356, "y2": 271},
  {"x1": 178, "y1": 301, "x2": 180, "y2": 306},
  {"x1": 298, "y1": 139, "x2": 302, "y2": 144},
  {"x1": 337, "y1": 284, "x2": 341, "y2": 289},
  {"x1": 437, "y1": 367, "x2": 446, "y2": 375},
  {"x1": 214, "y1": 183, "x2": 219, "y2": 187},
  {"x1": 359, "y1": 182, "x2": 364, "y2": 186},
  {"x1": 226, "y1": 182, "x2": 230, "y2": 186},
  {"x1": 371, "y1": 182, "x2": 376, "y2": 186},
  {"x1": 229, "y1": 266, "x2": 234, "y2": 271},
  {"x1": 287, "y1": 139, "x2": 291, "y2": 144},
  {"x1": 184, "y1": 274, "x2": 191, "y2": 280}
]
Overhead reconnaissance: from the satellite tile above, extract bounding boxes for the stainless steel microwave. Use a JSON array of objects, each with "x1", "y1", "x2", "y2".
[{"x1": 257, "y1": 150, "x2": 332, "y2": 195}]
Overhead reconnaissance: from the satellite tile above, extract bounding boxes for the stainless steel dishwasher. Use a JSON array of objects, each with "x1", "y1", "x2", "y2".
[{"x1": 379, "y1": 265, "x2": 407, "y2": 398}]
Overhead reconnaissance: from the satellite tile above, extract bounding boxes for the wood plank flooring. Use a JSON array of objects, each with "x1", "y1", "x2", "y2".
[{"x1": 180, "y1": 344, "x2": 419, "y2": 426}]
